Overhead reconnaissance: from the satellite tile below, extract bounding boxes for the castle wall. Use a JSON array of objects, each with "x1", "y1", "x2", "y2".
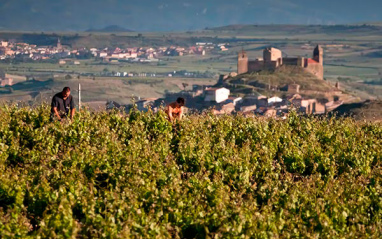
[
  {"x1": 248, "y1": 60, "x2": 263, "y2": 72},
  {"x1": 283, "y1": 58, "x2": 299, "y2": 66},
  {"x1": 237, "y1": 45, "x2": 324, "y2": 79},
  {"x1": 305, "y1": 63, "x2": 324, "y2": 80},
  {"x1": 263, "y1": 61, "x2": 278, "y2": 71}
]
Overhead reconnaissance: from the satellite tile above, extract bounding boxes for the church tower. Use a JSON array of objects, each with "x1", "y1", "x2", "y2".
[
  {"x1": 237, "y1": 50, "x2": 248, "y2": 74},
  {"x1": 313, "y1": 45, "x2": 323, "y2": 65},
  {"x1": 57, "y1": 38, "x2": 62, "y2": 50}
]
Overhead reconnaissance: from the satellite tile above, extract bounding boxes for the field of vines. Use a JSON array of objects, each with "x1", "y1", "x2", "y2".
[{"x1": 0, "y1": 105, "x2": 381, "y2": 238}]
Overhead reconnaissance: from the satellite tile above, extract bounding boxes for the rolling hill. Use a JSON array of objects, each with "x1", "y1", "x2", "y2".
[
  {"x1": 86, "y1": 25, "x2": 134, "y2": 33},
  {"x1": 222, "y1": 66, "x2": 339, "y2": 98},
  {"x1": 0, "y1": 0, "x2": 382, "y2": 31}
]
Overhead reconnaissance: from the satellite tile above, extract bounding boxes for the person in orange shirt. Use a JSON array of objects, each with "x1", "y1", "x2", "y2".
[{"x1": 166, "y1": 97, "x2": 185, "y2": 122}]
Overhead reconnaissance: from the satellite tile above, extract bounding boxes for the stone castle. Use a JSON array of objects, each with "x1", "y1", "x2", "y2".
[{"x1": 238, "y1": 45, "x2": 324, "y2": 79}]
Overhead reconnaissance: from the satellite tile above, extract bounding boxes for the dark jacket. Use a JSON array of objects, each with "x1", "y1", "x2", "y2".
[{"x1": 50, "y1": 92, "x2": 75, "y2": 119}]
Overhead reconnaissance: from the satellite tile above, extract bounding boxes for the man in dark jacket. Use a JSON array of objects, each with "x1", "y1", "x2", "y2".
[{"x1": 51, "y1": 87, "x2": 76, "y2": 121}]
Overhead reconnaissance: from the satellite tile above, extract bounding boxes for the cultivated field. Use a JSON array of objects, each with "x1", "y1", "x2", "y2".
[
  {"x1": 0, "y1": 76, "x2": 218, "y2": 105},
  {"x1": 1, "y1": 24, "x2": 382, "y2": 103},
  {"x1": 0, "y1": 106, "x2": 381, "y2": 238}
]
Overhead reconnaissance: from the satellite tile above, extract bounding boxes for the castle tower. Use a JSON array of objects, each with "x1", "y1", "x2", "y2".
[
  {"x1": 313, "y1": 45, "x2": 323, "y2": 65},
  {"x1": 237, "y1": 50, "x2": 248, "y2": 74}
]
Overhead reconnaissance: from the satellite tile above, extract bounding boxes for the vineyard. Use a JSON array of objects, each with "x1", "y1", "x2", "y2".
[{"x1": 0, "y1": 105, "x2": 381, "y2": 238}]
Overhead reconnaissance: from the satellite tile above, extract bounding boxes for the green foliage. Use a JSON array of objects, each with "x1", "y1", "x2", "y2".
[{"x1": 0, "y1": 105, "x2": 381, "y2": 238}]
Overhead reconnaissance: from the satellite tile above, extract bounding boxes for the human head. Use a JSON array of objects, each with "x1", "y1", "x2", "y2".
[
  {"x1": 176, "y1": 97, "x2": 185, "y2": 106},
  {"x1": 62, "y1": 87, "x2": 71, "y2": 98}
]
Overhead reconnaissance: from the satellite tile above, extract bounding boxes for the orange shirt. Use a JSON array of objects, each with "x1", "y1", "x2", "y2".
[{"x1": 166, "y1": 102, "x2": 182, "y2": 116}]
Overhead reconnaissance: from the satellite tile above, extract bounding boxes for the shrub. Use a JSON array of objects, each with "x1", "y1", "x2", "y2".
[{"x1": 0, "y1": 105, "x2": 381, "y2": 238}]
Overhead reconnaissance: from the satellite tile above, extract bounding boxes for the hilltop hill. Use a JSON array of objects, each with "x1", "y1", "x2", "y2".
[
  {"x1": 333, "y1": 100, "x2": 382, "y2": 121},
  {"x1": 222, "y1": 66, "x2": 339, "y2": 97},
  {"x1": 207, "y1": 24, "x2": 382, "y2": 36}
]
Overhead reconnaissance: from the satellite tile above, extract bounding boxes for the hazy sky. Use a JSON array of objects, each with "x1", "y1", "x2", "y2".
[{"x1": 0, "y1": 0, "x2": 381, "y2": 31}]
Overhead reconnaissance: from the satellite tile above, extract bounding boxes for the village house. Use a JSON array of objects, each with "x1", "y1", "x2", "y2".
[
  {"x1": 268, "y1": 96, "x2": 283, "y2": 106},
  {"x1": 226, "y1": 97, "x2": 243, "y2": 106},
  {"x1": 204, "y1": 87, "x2": 230, "y2": 103},
  {"x1": 98, "y1": 52, "x2": 108, "y2": 58},
  {"x1": 5, "y1": 49, "x2": 15, "y2": 56},
  {"x1": 1, "y1": 41, "x2": 8, "y2": 47},
  {"x1": 136, "y1": 98, "x2": 159, "y2": 111},
  {"x1": 240, "y1": 105, "x2": 257, "y2": 113},
  {"x1": 0, "y1": 71, "x2": 13, "y2": 87},
  {"x1": 214, "y1": 102, "x2": 235, "y2": 115},
  {"x1": 325, "y1": 100, "x2": 344, "y2": 112},
  {"x1": 302, "y1": 99, "x2": 325, "y2": 114},
  {"x1": 264, "y1": 108, "x2": 277, "y2": 117},
  {"x1": 0, "y1": 78, "x2": 13, "y2": 87},
  {"x1": 288, "y1": 84, "x2": 300, "y2": 93},
  {"x1": 290, "y1": 95, "x2": 325, "y2": 114},
  {"x1": 256, "y1": 96, "x2": 269, "y2": 107}
]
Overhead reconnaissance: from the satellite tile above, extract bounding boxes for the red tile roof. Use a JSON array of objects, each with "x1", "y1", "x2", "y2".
[{"x1": 307, "y1": 58, "x2": 319, "y2": 64}]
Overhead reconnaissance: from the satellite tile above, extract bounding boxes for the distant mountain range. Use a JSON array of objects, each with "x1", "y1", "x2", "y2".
[
  {"x1": 86, "y1": 25, "x2": 134, "y2": 33},
  {"x1": 0, "y1": 0, "x2": 381, "y2": 31}
]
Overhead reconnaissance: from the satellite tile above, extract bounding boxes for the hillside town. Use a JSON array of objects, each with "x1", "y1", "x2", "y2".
[
  {"x1": 108, "y1": 83, "x2": 344, "y2": 117},
  {"x1": 1, "y1": 40, "x2": 347, "y2": 117},
  {"x1": 106, "y1": 45, "x2": 345, "y2": 117},
  {"x1": 0, "y1": 39, "x2": 229, "y2": 62}
]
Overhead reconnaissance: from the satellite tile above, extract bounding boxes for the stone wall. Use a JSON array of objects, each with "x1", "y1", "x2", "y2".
[
  {"x1": 248, "y1": 60, "x2": 263, "y2": 72},
  {"x1": 305, "y1": 63, "x2": 324, "y2": 80},
  {"x1": 283, "y1": 58, "x2": 299, "y2": 66}
]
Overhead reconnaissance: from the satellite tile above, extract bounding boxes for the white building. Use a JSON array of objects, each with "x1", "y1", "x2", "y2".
[
  {"x1": 0, "y1": 77, "x2": 13, "y2": 87},
  {"x1": 204, "y1": 87, "x2": 230, "y2": 103},
  {"x1": 227, "y1": 97, "x2": 243, "y2": 106},
  {"x1": 268, "y1": 96, "x2": 283, "y2": 106},
  {"x1": 98, "y1": 52, "x2": 108, "y2": 58},
  {"x1": 1, "y1": 41, "x2": 8, "y2": 47}
]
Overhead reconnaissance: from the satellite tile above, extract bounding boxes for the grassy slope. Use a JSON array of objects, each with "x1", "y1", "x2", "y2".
[
  {"x1": 1, "y1": 25, "x2": 382, "y2": 102},
  {"x1": 225, "y1": 66, "x2": 336, "y2": 97},
  {"x1": 333, "y1": 100, "x2": 382, "y2": 121}
]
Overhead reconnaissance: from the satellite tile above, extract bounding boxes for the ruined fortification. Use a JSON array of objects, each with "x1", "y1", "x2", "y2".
[
  {"x1": 237, "y1": 51, "x2": 248, "y2": 74},
  {"x1": 238, "y1": 45, "x2": 324, "y2": 79}
]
